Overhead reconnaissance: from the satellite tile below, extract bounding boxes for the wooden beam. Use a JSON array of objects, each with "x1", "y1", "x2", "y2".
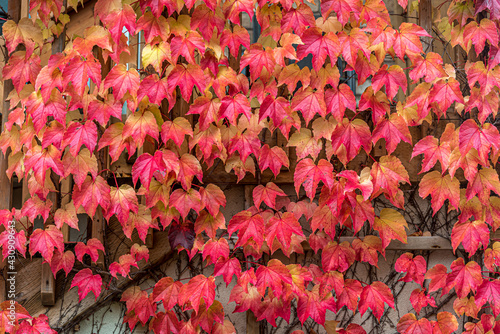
[
  {"x1": 419, "y1": 0, "x2": 433, "y2": 54},
  {"x1": 0, "y1": 0, "x2": 23, "y2": 304}
]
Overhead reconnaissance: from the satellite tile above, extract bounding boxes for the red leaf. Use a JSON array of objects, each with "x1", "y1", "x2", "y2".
[
  {"x1": 445, "y1": 258, "x2": 482, "y2": 299},
  {"x1": 397, "y1": 313, "x2": 432, "y2": 334},
  {"x1": 213, "y1": 257, "x2": 242, "y2": 286},
  {"x1": 265, "y1": 212, "x2": 304, "y2": 251},
  {"x1": 294, "y1": 158, "x2": 334, "y2": 200},
  {"x1": 72, "y1": 175, "x2": 111, "y2": 217},
  {"x1": 103, "y1": 64, "x2": 140, "y2": 100},
  {"x1": 169, "y1": 188, "x2": 202, "y2": 218},
  {"x1": 463, "y1": 18, "x2": 499, "y2": 55},
  {"x1": 50, "y1": 250, "x2": 75, "y2": 277},
  {"x1": 424, "y1": 264, "x2": 448, "y2": 293},
  {"x1": 395, "y1": 253, "x2": 426, "y2": 286},
  {"x1": 296, "y1": 28, "x2": 340, "y2": 71},
  {"x1": 255, "y1": 259, "x2": 293, "y2": 296},
  {"x1": 29, "y1": 225, "x2": 64, "y2": 263},
  {"x1": 106, "y1": 184, "x2": 139, "y2": 225},
  {"x1": 322, "y1": 241, "x2": 356, "y2": 272},
  {"x1": 227, "y1": 209, "x2": 265, "y2": 248},
  {"x1": 371, "y1": 113, "x2": 412, "y2": 154},
  {"x1": 75, "y1": 238, "x2": 105, "y2": 263},
  {"x1": 358, "y1": 281, "x2": 394, "y2": 319},
  {"x1": 373, "y1": 208, "x2": 408, "y2": 249},
  {"x1": 153, "y1": 277, "x2": 183, "y2": 310},
  {"x1": 330, "y1": 118, "x2": 372, "y2": 165},
  {"x1": 121, "y1": 286, "x2": 156, "y2": 325},
  {"x1": 70, "y1": 268, "x2": 102, "y2": 301},
  {"x1": 372, "y1": 64, "x2": 407, "y2": 100},
  {"x1": 178, "y1": 275, "x2": 216, "y2": 313},
  {"x1": 451, "y1": 220, "x2": 490, "y2": 256}
]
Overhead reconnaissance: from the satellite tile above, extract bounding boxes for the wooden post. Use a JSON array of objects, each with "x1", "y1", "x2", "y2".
[
  {"x1": 0, "y1": 0, "x2": 23, "y2": 304},
  {"x1": 419, "y1": 0, "x2": 433, "y2": 54}
]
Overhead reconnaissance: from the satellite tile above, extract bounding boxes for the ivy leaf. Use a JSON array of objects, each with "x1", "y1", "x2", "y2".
[
  {"x1": 359, "y1": 87, "x2": 390, "y2": 124},
  {"x1": 161, "y1": 117, "x2": 193, "y2": 147},
  {"x1": 258, "y1": 144, "x2": 289, "y2": 178},
  {"x1": 54, "y1": 202, "x2": 79, "y2": 230},
  {"x1": 265, "y1": 212, "x2": 304, "y2": 251},
  {"x1": 195, "y1": 211, "x2": 226, "y2": 240},
  {"x1": 121, "y1": 286, "x2": 156, "y2": 325},
  {"x1": 371, "y1": 156, "x2": 410, "y2": 200},
  {"x1": 62, "y1": 148, "x2": 98, "y2": 189},
  {"x1": 445, "y1": 258, "x2": 482, "y2": 299},
  {"x1": 70, "y1": 268, "x2": 102, "y2": 302},
  {"x1": 296, "y1": 28, "x2": 340, "y2": 71},
  {"x1": 395, "y1": 253, "x2": 426, "y2": 286},
  {"x1": 410, "y1": 288, "x2": 436, "y2": 315},
  {"x1": 424, "y1": 264, "x2": 448, "y2": 294},
  {"x1": 325, "y1": 84, "x2": 357, "y2": 123},
  {"x1": 459, "y1": 119, "x2": 500, "y2": 163},
  {"x1": 29, "y1": 226, "x2": 64, "y2": 263},
  {"x1": 371, "y1": 113, "x2": 412, "y2": 155},
  {"x1": 410, "y1": 53, "x2": 446, "y2": 83},
  {"x1": 178, "y1": 275, "x2": 216, "y2": 313},
  {"x1": 253, "y1": 183, "x2": 287, "y2": 209},
  {"x1": 50, "y1": 250, "x2": 75, "y2": 277},
  {"x1": 396, "y1": 314, "x2": 432, "y2": 334},
  {"x1": 75, "y1": 238, "x2": 105, "y2": 263},
  {"x1": 451, "y1": 220, "x2": 490, "y2": 256},
  {"x1": 227, "y1": 210, "x2": 265, "y2": 248},
  {"x1": 412, "y1": 136, "x2": 451, "y2": 174},
  {"x1": 475, "y1": 279, "x2": 500, "y2": 317},
  {"x1": 463, "y1": 18, "x2": 499, "y2": 55},
  {"x1": 294, "y1": 158, "x2": 334, "y2": 200},
  {"x1": 358, "y1": 281, "x2": 395, "y2": 320},
  {"x1": 373, "y1": 208, "x2": 408, "y2": 249},
  {"x1": 0, "y1": 230, "x2": 26, "y2": 261},
  {"x1": 465, "y1": 167, "x2": 500, "y2": 205},
  {"x1": 2, "y1": 18, "x2": 43, "y2": 56},
  {"x1": 168, "y1": 220, "x2": 196, "y2": 250},
  {"x1": 330, "y1": 118, "x2": 371, "y2": 165},
  {"x1": 322, "y1": 241, "x2": 356, "y2": 273},
  {"x1": 169, "y1": 188, "x2": 202, "y2": 218},
  {"x1": 122, "y1": 109, "x2": 160, "y2": 148},
  {"x1": 287, "y1": 128, "x2": 323, "y2": 160},
  {"x1": 107, "y1": 185, "x2": 139, "y2": 225},
  {"x1": 419, "y1": 171, "x2": 460, "y2": 214},
  {"x1": 393, "y1": 23, "x2": 431, "y2": 59},
  {"x1": 337, "y1": 279, "x2": 363, "y2": 312},
  {"x1": 72, "y1": 175, "x2": 111, "y2": 217},
  {"x1": 291, "y1": 87, "x2": 327, "y2": 125},
  {"x1": 255, "y1": 259, "x2": 293, "y2": 296},
  {"x1": 213, "y1": 257, "x2": 242, "y2": 286},
  {"x1": 371, "y1": 64, "x2": 407, "y2": 100},
  {"x1": 153, "y1": 277, "x2": 183, "y2": 310}
]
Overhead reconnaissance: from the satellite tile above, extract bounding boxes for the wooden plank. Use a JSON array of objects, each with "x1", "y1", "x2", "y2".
[
  {"x1": 60, "y1": 175, "x2": 72, "y2": 242},
  {"x1": 40, "y1": 262, "x2": 55, "y2": 306},
  {"x1": 302, "y1": 236, "x2": 453, "y2": 251},
  {"x1": 0, "y1": 0, "x2": 23, "y2": 304}
]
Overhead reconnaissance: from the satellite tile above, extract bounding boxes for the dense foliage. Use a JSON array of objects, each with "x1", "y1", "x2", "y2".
[{"x1": 0, "y1": 0, "x2": 499, "y2": 332}]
